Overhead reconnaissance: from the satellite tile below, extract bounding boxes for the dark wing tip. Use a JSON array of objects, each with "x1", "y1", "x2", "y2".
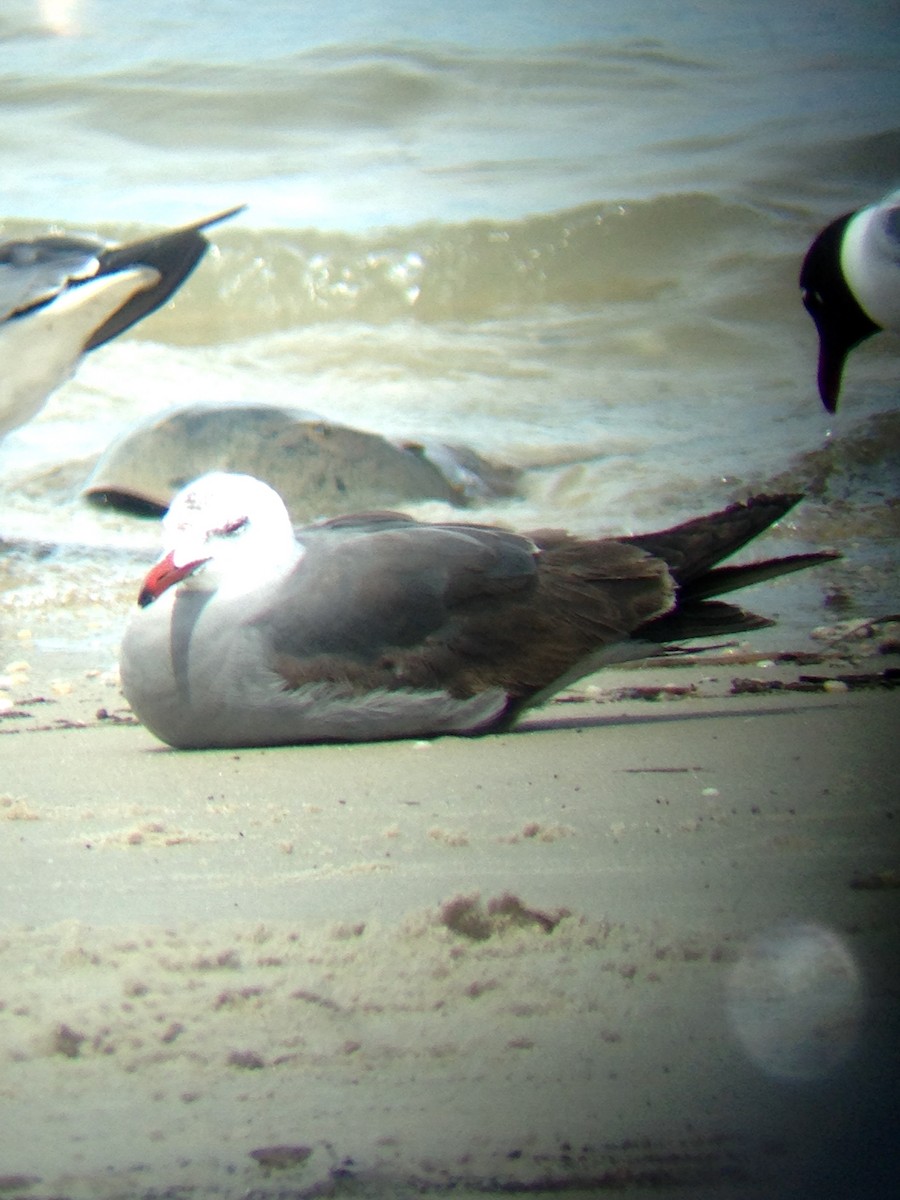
[{"x1": 83, "y1": 207, "x2": 244, "y2": 352}]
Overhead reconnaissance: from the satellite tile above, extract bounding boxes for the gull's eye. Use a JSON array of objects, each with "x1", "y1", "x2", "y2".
[
  {"x1": 216, "y1": 516, "x2": 249, "y2": 538},
  {"x1": 801, "y1": 288, "x2": 823, "y2": 315}
]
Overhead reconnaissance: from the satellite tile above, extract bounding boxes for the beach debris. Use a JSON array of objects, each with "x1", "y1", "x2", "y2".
[
  {"x1": 1, "y1": 795, "x2": 39, "y2": 820},
  {"x1": 849, "y1": 869, "x2": 900, "y2": 890},
  {"x1": 0, "y1": 660, "x2": 31, "y2": 692},
  {"x1": 95, "y1": 707, "x2": 139, "y2": 724},
  {"x1": 53, "y1": 1023, "x2": 86, "y2": 1058},
  {"x1": 226, "y1": 1048, "x2": 265, "y2": 1069},
  {"x1": 439, "y1": 892, "x2": 569, "y2": 940},
  {"x1": 608, "y1": 683, "x2": 697, "y2": 702},
  {"x1": 731, "y1": 669, "x2": 900, "y2": 694},
  {"x1": 811, "y1": 614, "x2": 900, "y2": 647},
  {"x1": 0, "y1": 1176, "x2": 41, "y2": 1193},
  {"x1": 249, "y1": 1144, "x2": 313, "y2": 1172},
  {"x1": 83, "y1": 402, "x2": 520, "y2": 518}
]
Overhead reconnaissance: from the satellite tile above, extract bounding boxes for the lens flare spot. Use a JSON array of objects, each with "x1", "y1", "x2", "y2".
[
  {"x1": 726, "y1": 921, "x2": 862, "y2": 1081},
  {"x1": 39, "y1": 0, "x2": 81, "y2": 36}
]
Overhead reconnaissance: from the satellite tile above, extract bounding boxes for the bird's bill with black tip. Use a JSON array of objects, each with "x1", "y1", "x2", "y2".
[
  {"x1": 815, "y1": 331, "x2": 850, "y2": 415},
  {"x1": 812, "y1": 315, "x2": 880, "y2": 414},
  {"x1": 138, "y1": 551, "x2": 210, "y2": 608}
]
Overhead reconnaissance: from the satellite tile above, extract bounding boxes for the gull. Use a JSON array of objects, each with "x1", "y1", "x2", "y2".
[
  {"x1": 800, "y1": 190, "x2": 900, "y2": 412},
  {"x1": 120, "y1": 472, "x2": 836, "y2": 749},
  {"x1": 0, "y1": 205, "x2": 243, "y2": 440}
]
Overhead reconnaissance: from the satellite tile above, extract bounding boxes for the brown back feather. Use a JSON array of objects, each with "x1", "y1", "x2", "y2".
[
  {"x1": 267, "y1": 495, "x2": 832, "y2": 712},
  {"x1": 269, "y1": 529, "x2": 671, "y2": 701}
]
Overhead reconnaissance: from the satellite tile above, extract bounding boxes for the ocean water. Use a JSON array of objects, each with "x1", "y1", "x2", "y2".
[{"x1": 1, "y1": 0, "x2": 899, "y2": 641}]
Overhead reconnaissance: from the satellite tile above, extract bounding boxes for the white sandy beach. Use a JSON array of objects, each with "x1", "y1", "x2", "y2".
[{"x1": 2, "y1": 623, "x2": 899, "y2": 1199}]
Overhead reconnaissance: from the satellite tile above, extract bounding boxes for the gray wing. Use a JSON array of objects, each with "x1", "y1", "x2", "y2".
[
  {"x1": 0, "y1": 236, "x2": 102, "y2": 322},
  {"x1": 268, "y1": 520, "x2": 539, "y2": 659},
  {"x1": 260, "y1": 518, "x2": 669, "y2": 702},
  {"x1": 1, "y1": 205, "x2": 244, "y2": 337}
]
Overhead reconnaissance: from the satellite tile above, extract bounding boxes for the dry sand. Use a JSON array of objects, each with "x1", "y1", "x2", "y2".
[{"x1": 2, "y1": 610, "x2": 899, "y2": 1198}]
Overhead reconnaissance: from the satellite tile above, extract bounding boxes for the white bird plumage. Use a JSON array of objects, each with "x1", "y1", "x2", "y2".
[
  {"x1": 148, "y1": 471, "x2": 304, "y2": 601},
  {"x1": 840, "y1": 194, "x2": 900, "y2": 333},
  {"x1": 0, "y1": 205, "x2": 243, "y2": 441}
]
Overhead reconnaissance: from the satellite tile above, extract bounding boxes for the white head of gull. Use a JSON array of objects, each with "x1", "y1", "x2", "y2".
[
  {"x1": 138, "y1": 470, "x2": 303, "y2": 607},
  {"x1": 120, "y1": 472, "x2": 837, "y2": 750}
]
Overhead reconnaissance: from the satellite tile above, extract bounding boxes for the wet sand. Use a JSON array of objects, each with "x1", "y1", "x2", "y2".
[{"x1": 2, "y1": 630, "x2": 899, "y2": 1199}]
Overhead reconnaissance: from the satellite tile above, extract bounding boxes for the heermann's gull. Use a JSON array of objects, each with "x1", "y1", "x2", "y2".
[
  {"x1": 120, "y1": 472, "x2": 837, "y2": 749},
  {"x1": 800, "y1": 190, "x2": 900, "y2": 412},
  {"x1": 0, "y1": 205, "x2": 243, "y2": 440}
]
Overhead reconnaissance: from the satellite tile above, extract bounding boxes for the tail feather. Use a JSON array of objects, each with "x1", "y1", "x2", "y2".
[
  {"x1": 639, "y1": 600, "x2": 774, "y2": 644},
  {"x1": 628, "y1": 495, "x2": 838, "y2": 644},
  {"x1": 625, "y1": 494, "x2": 806, "y2": 584},
  {"x1": 681, "y1": 551, "x2": 840, "y2": 602}
]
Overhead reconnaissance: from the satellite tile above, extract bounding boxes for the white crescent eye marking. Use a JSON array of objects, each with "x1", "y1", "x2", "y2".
[{"x1": 217, "y1": 516, "x2": 249, "y2": 538}]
